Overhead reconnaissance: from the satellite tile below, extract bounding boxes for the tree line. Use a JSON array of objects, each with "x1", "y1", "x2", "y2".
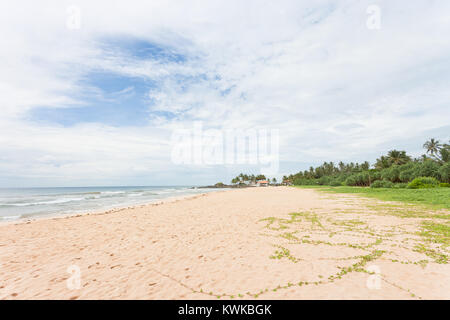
[
  {"x1": 231, "y1": 173, "x2": 277, "y2": 185},
  {"x1": 282, "y1": 138, "x2": 450, "y2": 188}
]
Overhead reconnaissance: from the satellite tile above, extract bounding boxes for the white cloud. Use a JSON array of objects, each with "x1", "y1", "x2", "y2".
[{"x1": 0, "y1": 0, "x2": 449, "y2": 186}]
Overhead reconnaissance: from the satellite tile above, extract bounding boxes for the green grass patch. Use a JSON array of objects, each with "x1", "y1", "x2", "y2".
[
  {"x1": 418, "y1": 221, "x2": 450, "y2": 249},
  {"x1": 296, "y1": 186, "x2": 450, "y2": 210}
]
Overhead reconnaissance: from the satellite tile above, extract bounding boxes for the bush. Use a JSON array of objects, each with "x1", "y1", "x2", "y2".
[
  {"x1": 318, "y1": 176, "x2": 332, "y2": 186},
  {"x1": 334, "y1": 173, "x2": 350, "y2": 184},
  {"x1": 345, "y1": 172, "x2": 370, "y2": 186},
  {"x1": 438, "y1": 163, "x2": 450, "y2": 183},
  {"x1": 370, "y1": 180, "x2": 394, "y2": 188},
  {"x1": 407, "y1": 177, "x2": 439, "y2": 189},
  {"x1": 439, "y1": 183, "x2": 450, "y2": 188},
  {"x1": 370, "y1": 180, "x2": 384, "y2": 188},
  {"x1": 399, "y1": 169, "x2": 415, "y2": 182},
  {"x1": 381, "y1": 165, "x2": 401, "y2": 183},
  {"x1": 329, "y1": 179, "x2": 343, "y2": 186},
  {"x1": 392, "y1": 183, "x2": 408, "y2": 189},
  {"x1": 344, "y1": 175, "x2": 357, "y2": 186},
  {"x1": 415, "y1": 160, "x2": 440, "y2": 179},
  {"x1": 369, "y1": 170, "x2": 381, "y2": 182},
  {"x1": 398, "y1": 163, "x2": 418, "y2": 182}
]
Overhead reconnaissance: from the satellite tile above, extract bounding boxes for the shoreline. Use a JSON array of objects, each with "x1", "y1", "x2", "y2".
[{"x1": 0, "y1": 188, "x2": 230, "y2": 227}]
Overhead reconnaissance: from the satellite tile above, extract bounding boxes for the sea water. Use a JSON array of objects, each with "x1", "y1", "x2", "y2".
[{"x1": 0, "y1": 186, "x2": 217, "y2": 221}]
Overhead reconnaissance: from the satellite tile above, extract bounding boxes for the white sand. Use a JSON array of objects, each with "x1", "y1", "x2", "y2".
[{"x1": 0, "y1": 187, "x2": 448, "y2": 299}]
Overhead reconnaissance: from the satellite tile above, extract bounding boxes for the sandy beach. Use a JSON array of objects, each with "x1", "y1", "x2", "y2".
[{"x1": 0, "y1": 186, "x2": 448, "y2": 300}]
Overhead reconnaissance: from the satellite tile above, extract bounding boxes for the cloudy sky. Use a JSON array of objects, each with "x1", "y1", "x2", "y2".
[{"x1": 0, "y1": 0, "x2": 449, "y2": 187}]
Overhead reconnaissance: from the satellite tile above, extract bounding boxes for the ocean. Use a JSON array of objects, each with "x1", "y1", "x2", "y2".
[{"x1": 0, "y1": 186, "x2": 218, "y2": 221}]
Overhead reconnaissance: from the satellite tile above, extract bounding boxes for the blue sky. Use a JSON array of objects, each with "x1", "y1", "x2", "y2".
[
  {"x1": 0, "y1": 0, "x2": 449, "y2": 187},
  {"x1": 28, "y1": 72, "x2": 153, "y2": 127},
  {"x1": 27, "y1": 38, "x2": 188, "y2": 127}
]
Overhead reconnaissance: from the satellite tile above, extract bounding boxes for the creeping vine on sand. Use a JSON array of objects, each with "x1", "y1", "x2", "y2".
[{"x1": 165, "y1": 197, "x2": 448, "y2": 300}]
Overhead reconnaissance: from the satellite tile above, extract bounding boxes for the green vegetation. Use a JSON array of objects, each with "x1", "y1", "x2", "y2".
[
  {"x1": 230, "y1": 173, "x2": 278, "y2": 185},
  {"x1": 407, "y1": 177, "x2": 439, "y2": 189},
  {"x1": 418, "y1": 221, "x2": 450, "y2": 249},
  {"x1": 213, "y1": 182, "x2": 226, "y2": 187},
  {"x1": 285, "y1": 139, "x2": 450, "y2": 189},
  {"x1": 301, "y1": 185, "x2": 450, "y2": 210},
  {"x1": 254, "y1": 204, "x2": 448, "y2": 299},
  {"x1": 231, "y1": 173, "x2": 268, "y2": 185},
  {"x1": 371, "y1": 180, "x2": 394, "y2": 188}
]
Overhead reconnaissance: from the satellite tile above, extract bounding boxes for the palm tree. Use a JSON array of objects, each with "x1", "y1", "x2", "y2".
[
  {"x1": 255, "y1": 174, "x2": 266, "y2": 181},
  {"x1": 375, "y1": 156, "x2": 390, "y2": 169},
  {"x1": 439, "y1": 148, "x2": 450, "y2": 163},
  {"x1": 338, "y1": 161, "x2": 345, "y2": 172},
  {"x1": 423, "y1": 138, "x2": 441, "y2": 157},
  {"x1": 288, "y1": 174, "x2": 294, "y2": 184},
  {"x1": 387, "y1": 150, "x2": 411, "y2": 165},
  {"x1": 361, "y1": 161, "x2": 370, "y2": 171},
  {"x1": 349, "y1": 162, "x2": 355, "y2": 171}
]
